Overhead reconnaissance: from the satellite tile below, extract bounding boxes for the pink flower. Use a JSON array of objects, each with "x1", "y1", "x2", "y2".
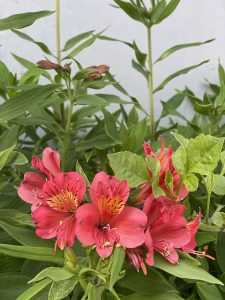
[
  {"x1": 144, "y1": 196, "x2": 191, "y2": 265},
  {"x1": 18, "y1": 147, "x2": 60, "y2": 211},
  {"x1": 182, "y1": 211, "x2": 201, "y2": 253},
  {"x1": 32, "y1": 172, "x2": 86, "y2": 250},
  {"x1": 126, "y1": 247, "x2": 147, "y2": 275},
  {"x1": 76, "y1": 172, "x2": 147, "y2": 258},
  {"x1": 137, "y1": 139, "x2": 188, "y2": 205}
]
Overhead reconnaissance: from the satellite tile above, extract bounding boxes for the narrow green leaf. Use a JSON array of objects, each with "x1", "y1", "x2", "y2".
[
  {"x1": 156, "y1": 0, "x2": 180, "y2": 23},
  {"x1": 113, "y1": 0, "x2": 142, "y2": 22},
  {"x1": 154, "y1": 254, "x2": 223, "y2": 285},
  {"x1": 12, "y1": 29, "x2": 53, "y2": 55},
  {"x1": 63, "y1": 30, "x2": 94, "y2": 51},
  {"x1": 76, "y1": 94, "x2": 107, "y2": 106},
  {"x1": 0, "y1": 244, "x2": 64, "y2": 264},
  {"x1": 121, "y1": 292, "x2": 183, "y2": 300},
  {"x1": 0, "y1": 221, "x2": 54, "y2": 248},
  {"x1": 154, "y1": 60, "x2": 209, "y2": 93},
  {"x1": 64, "y1": 36, "x2": 96, "y2": 59},
  {"x1": 103, "y1": 108, "x2": 119, "y2": 141},
  {"x1": 16, "y1": 278, "x2": 52, "y2": 300},
  {"x1": 0, "y1": 273, "x2": 30, "y2": 300},
  {"x1": 109, "y1": 246, "x2": 125, "y2": 290},
  {"x1": 0, "y1": 84, "x2": 58, "y2": 123},
  {"x1": 48, "y1": 279, "x2": 78, "y2": 300},
  {"x1": 0, "y1": 11, "x2": 54, "y2": 31},
  {"x1": 108, "y1": 151, "x2": 149, "y2": 187},
  {"x1": 0, "y1": 146, "x2": 15, "y2": 170},
  {"x1": 155, "y1": 39, "x2": 215, "y2": 63},
  {"x1": 132, "y1": 59, "x2": 148, "y2": 80}
]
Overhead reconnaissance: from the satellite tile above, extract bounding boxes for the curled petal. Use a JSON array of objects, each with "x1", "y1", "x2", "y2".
[
  {"x1": 42, "y1": 147, "x2": 60, "y2": 176},
  {"x1": 18, "y1": 172, "x2": 45, "y2": 210}
]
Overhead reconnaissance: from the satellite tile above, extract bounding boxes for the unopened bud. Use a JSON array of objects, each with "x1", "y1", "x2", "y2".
[
  {"x1": 96, "y1": 65, "x2": 110, "y2": 74},
  {"x1": 37, "y1": 60, "x2": 61, "y2": 70},
  {"x1": 64, "y1": 247, "x2": 77, "y2": 264}
]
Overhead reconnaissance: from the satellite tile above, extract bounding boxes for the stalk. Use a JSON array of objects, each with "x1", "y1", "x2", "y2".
[
  {"x1": 147, "y1": 26, "x2": 154, "y2": 141},
  {"x1": 56, "y1": 0, "x2": 65, "y2": 127},
  {"x1": 205, "y1": 192, "x2": 211, "y2": 224}
]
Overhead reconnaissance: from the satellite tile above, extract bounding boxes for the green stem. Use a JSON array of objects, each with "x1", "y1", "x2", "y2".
[
  {"x1": 202, "y1": 176, "x2": 211, "y2": 224},
  {"x1": 61, "y1": 79, "x2": 74, "y2": 171},
  {"x1": 147, "y1": 26, "x2": 154, "y2": 141},
  {"x1": 56, "y1": 0, "x2": 65, "y2": 128}
]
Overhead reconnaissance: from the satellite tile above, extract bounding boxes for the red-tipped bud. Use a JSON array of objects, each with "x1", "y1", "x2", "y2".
[
  {"x1": 37, "y1": 60, "x2": 61, "y2": 70},
  {"x1": 96, "y1": 64, "x2": 110, "y2": 74},
  {"x1": 86, "y1": 72, "x2": 102, "y2": 80}
]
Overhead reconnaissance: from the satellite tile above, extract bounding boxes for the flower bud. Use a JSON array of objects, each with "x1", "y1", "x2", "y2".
[
  {"x1": 37, "y1": 60, "x2": 61, "y2": 70},
  {"x1": 96, "y1": 65, "x2": 110, "y2": 74},
  {"x1": 64, "y1": 247, "x2": 77, "y2": 264},
  {"x1": 86, "y1": 72, "x2": 102, "y2": 80}
]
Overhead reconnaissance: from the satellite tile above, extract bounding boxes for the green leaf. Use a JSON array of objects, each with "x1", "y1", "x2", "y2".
[
  {"x1": 185, "y1": 134, "x2": 224, "y2": 175},
  {"x1": 156, "y1": 0, "x2": 180, "y2": 23},
  {"x1": 154, "y1": 60, "x2": 209, "y2": 93},
  {"x1": 0, "y1": 11, "x2": 54, "y2": 31},
  {"x1": 48, "y1": 279, "x2": 78, "y2": 300},
  {"x1": 113, "y1": 0, "x2": 142, "y2": 22},
  {"x1": 197, "y1": 282, "x2": 223, "y2": 300},
  {"x1": 173, "y1": 132, "x2": 189, "y2": 147},
  {"x1": 12, "y1": 29, "x2": 53, "y2": 55},
  {"x1": 30, "y1": 267, "x2": 75, "y2": 283},
  {"x1": 183, "y1": 173, "x2": 199, "y2": 192},
  {"x1": 0, "y1": 145, "x2": 15, "y2": 170},
  {"x1": 196, "y1": 232, "x2": 218, "y2": 246},
  {"x1": 109, "y1": 246, "x2": 125, "y2": 290},
  {"x1": 6, "y1": 151, "x2": 28, "y2": 166},
  {"x1": 154, "y1": 254, "x2": 223, "y2": 285},
  {"x1": 16, "y1": 278, "x2": 52, "y2": 300},
  {"x1": 0, "y1": 209, "x2": 33, "y2": 227},
  {"x1": 215, "y1": 82, "x2": 225, "y2": 107},
  {"x1": 118, "y1": 266, "x2": 177, "y2": 295},
  {"x1": 0, "y1": 221, "x2": 54, "y2": 248},
  {"x1": 64, "y1": 36, "x2": 96, "y2": 59},
  {"x1": 132, "y1": 59, "x2": 148, "y2": 80},
  {"x1": 108, "y1": 151, "x2": 149, "y2": 187},
  {"x1": 216, "y1": 232, "x2": 225, "y2": 272},
  {"x1": 172, "y1": 146, "x2": 187, "y2": 178},
  {"x1": 151, "y1": 0, "x2": 167, "y2": 24},
  {"x1": 0, "y1": 125, "x2": 19, "y2": 150},
  {"x1": 211, "y1": 212, "x2": 225, "y2": 228},
  {"x1": 63, "y1": 30, "x2": 94, "y2": 51},
  {"x1": 0, "y1": 84, "x2": 58, "y2": 123},
  {"x1": 102, "y1": 108, "x2": 119, "y2": 141},
  {"x1": 132, "y1": 41, "x2": 147, "y2": 66},
  {"x1": 73, "y1": 68, "x2": 96, "y2": 80},
  {"x1": 0, "y1": 273, "x2": 30, "y2": 300},
  {"x1": 0, "y1": 244, "x2": 64, "y2": 264},
  {"x1": 121, "y1": 292, "x2": 183, "y2": 300},
  {"x1": 146, "y1": 156, "x2": 165, "y2": 197},
  {"x1": 155, "y1": 39, "x2": 214, "y2": 63},
  {"x1": 76, "y1": 94, "x2": 107, "y2": 106},
  {"x1": 96, "y1": 94, "x2": 130, "y2": 104},
  {"x1": 212, "y1": 174, "x2": 225, "y2": 195}
]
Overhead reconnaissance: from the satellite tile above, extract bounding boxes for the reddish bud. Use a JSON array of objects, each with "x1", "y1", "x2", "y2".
[
  {"x1": 96, "y1": 65, "x2": 110, "y2": 74},
  {"x1": 86, "y1": 72, "x2": 102, "y2": 80},
  {"x1": 37, "y1": 60, "x2": 61, "y2": 70}
]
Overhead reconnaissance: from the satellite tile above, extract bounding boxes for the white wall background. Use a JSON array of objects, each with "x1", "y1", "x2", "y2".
[{"x1": 1, "y1": 0, "x2": 225, "y2": 121}]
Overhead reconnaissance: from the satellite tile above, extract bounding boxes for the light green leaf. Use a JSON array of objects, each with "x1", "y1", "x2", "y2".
[
  {"x1": 109, "y1": 246, "x2": 125, "y2": 290},
  {"x1": 63, "y1": 30, "x2": 94, "y2": 51},
  {"x1": 154, "y1": 254, "x2": 223, "y2": 285},
  {"x1": 0, "y1": 84, "x2": 59, "y2": 123},
  {"x1": 220, "y1": 151, "x2": 225, "y2": 175},
  {"x1": 0, "y1": 244, "x2": 64, "y2": 264},
  {"x1": 16, "y1": 278, "x2": 52, "y2": 300},
  {"x1": 151, "y1": 0, "x2": 167, "y2": 24},
  {"x1": 121, "y1": 292, "x2": 183, "y2": 300},
  {"x1": 0, "y1": 11, "x2": 54, "y2": 31},
  {"x1": 0, "y1": 145, "x2": 15, "y2": 170},
  {"x1": 156, "y1": 0, "x2": 180, "y2": 23},
  {"x1": 211, "y1": 212, "x2": 225, "y2": 228},
  {"x1": 183, "y1": 173, "x2": 199, "y2": 192},
  {"x1": 108, "y1": 151, "x2": 149, "y2": 188},
  {"x1": 213, "y1": 174, "x2": 225, "y2": 195},
  {"x1": 186, "y1": 134, "x2": 224, "y2": 175},
  {"x1": 30, "y1": 267, "x2": 75, "y2": 283},
  {"x1": 6, "y1": 151, "x2": 28, "y2": 166},
  {"x1": 155, "y1": 39, "x2": 214, "y2": 63},
  {"x1": 48, "y1": 279, "x2": 78, "y2": 300},
  {"x1": 173, "y1": 132, "x2": 189, "y2": 147},
  {"x1": 0, "y1": 209, "x2": 33, "y2": 227},
  {"x1": 64, "y1": 36, "x2": 96, "y2": 59},
  {"x1": 154, "y1": 60, "x2": 209, "y2": 93},
  {"x1": 113, "y1": 0, "x2": 142, "y2": 22},
  {"x1": 197, "y1": 282, "x2": 223, "y2": 300},
  {"x1": 172, "y1": 146, "x2": 187, "y2": 178}
]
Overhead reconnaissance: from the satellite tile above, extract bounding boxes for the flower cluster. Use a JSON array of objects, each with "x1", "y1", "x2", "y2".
[{"x1": 18, "y1": 142, "x2": 206, "y2": 274}]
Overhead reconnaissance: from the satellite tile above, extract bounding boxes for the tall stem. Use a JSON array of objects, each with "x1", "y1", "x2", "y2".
[
  {"x1": 56, "y1": 0, "x2": 65, "y2": 127},
  {"x1": 205, "y1": 192, "x2": 211, "y2": 224},
  {"x1": 147, "y1": 26, "x2": 154, "y2": 141},
  {"x1": 61, "y1": 79, "x2": 74, "y2": 171}
]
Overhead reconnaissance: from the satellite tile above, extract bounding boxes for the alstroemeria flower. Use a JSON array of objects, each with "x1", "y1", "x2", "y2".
[
  {"x1": 32, "y1": 172, "x2": 86, "y2": 250},
  {"x1": 144, "y1": 196, "x2": 191, "y2": 265},
  {"x1": 136, "y1": 139, "x2": 188, "y2": 205},
  {"x1": 182, "y1": 211, "x2": 201, "y2": 253},
  {"x1": 126, "y1": 247, "x2": 147, "y2": 275},
  {"x1": 18, "y1": 147, "x2": 60, "y2": 211},
  {"x1": 76, "y1": 172, "x2": 147, "y2": 258}
]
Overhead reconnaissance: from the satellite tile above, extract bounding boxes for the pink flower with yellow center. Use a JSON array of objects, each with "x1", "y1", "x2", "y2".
[
  {"x1": 76, "y1": 172, "x2": 147, "y2": 258},
  {"x1": 18, "y1": 147, "x2": 60, "y2": 211},
  {"x1": 32, "y1": 172, "x2": 86, "y2": 250}
]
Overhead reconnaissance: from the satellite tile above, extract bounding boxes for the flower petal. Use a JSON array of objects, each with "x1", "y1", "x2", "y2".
[
  {"x1": 18, "y1": 172, "x2": 45, "y2": 209},
  {"x1": 110, "y1": 206, "x2": 147, "y2": 248},
  {"x1": 42, "y1": 147, "x2": 60, "y2": 176},
  {"x1": 76, "y1": 203, "x2": 100, "y2": 246}
]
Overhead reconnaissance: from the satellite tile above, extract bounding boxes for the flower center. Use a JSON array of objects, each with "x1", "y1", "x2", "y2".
[
  {"x1": 46, "y1": 189, "x2": 78, "y2": 212},
  {"x1": 98, "y1": 196, "x2": 125, "y2": 222}
]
